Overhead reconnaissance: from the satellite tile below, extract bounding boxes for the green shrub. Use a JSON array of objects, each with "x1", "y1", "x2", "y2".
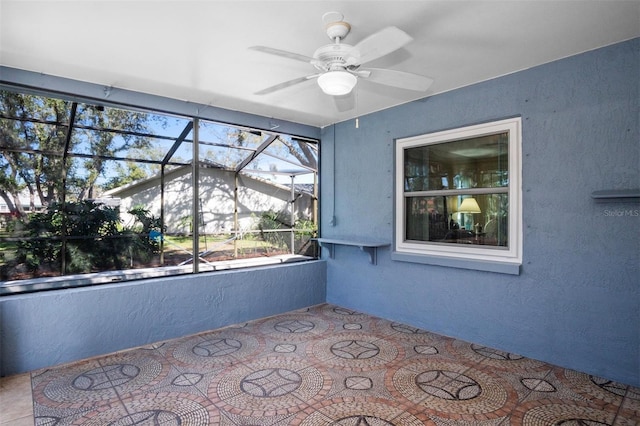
[
  {"x1": 14, "y1": 201, "x2": 162, "y2": 276},
  {"x1": 257, "y1": 210, "x2": 317, "y2": 254}
]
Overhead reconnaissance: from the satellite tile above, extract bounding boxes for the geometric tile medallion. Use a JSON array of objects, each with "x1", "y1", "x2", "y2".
[
  {"x1": 309, "y1": 332, "x2": 402, "y2": 371},
  {"x1": 392, "y1": 359, "x2": 514, "y2": 418},
  {"x1": 258, "y1": 313, "x2": 331, "y2": 340},
  {"x1": 33, "y1": 354, "x2": 167, "y2": 409},
  {"x1": 166, "y1": 330, "x2": 261, "y2": 369},
  {"x1": 209, "y1": 357, "x2": 329, "y2": 417}
]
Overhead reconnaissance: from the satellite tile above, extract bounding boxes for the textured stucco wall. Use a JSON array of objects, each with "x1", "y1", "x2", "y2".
[
  {"x1": 321, "y1": 39, "x2": 639, "y2": 386},
  {"x1": 0, "y1": 260, "x2": 326, "y2": 376}
]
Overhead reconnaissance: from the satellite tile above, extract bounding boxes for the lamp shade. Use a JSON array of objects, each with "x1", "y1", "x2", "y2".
[
  {"x1": 317, "y1": 71, "x2": 357, "y2": 96},
  {"x1": 458, "y1": 197, "x2": 481, "y2": 214}
]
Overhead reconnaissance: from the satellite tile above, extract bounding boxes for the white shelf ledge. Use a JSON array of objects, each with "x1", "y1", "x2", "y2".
[
  {"x1": 314, "y1": 238, "x2": 390, "y2": 265},
  {"x1": 591, "y1": 189, "x2": 640, "y2": 203}
]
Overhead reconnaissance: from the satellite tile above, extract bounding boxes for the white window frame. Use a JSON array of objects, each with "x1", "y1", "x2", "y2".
[{"x1": 394, "y1": 117, "x2": 522, "y2": 270}]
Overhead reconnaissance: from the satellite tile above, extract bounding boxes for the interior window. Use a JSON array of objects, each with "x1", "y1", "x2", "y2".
[{"x1": 395, "y1": 118, "x2": 522, "y2": 267}]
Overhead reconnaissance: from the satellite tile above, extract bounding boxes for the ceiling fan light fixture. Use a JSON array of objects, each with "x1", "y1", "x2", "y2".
[{"x1": 317, "y1": 70, "x2": 357, "y2": 96}]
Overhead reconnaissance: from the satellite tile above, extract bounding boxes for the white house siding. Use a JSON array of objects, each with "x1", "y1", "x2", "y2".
[{"x1": 106, "y1": 166, "x2": 313, "y2": 235}]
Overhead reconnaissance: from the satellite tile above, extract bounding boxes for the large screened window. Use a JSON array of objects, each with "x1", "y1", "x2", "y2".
[
  {"x1": 395, "y1": 118, "x2": 522, "y2": 269},
  {"x1": 0, "y1": 87, "x2": 318, "y2": 293}
]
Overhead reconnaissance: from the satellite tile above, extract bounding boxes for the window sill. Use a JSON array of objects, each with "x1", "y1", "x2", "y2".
[
  {"x1": 0, "y1": 255, "x2": 314, "y2": 296},
  {"x1": 391, "y1": 251, "x2": 521, "y2": 275}
]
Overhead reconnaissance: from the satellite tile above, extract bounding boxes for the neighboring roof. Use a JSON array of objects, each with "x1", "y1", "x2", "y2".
[{"x1": 103, "y1": 163, "x2": 313, "y2": 198}]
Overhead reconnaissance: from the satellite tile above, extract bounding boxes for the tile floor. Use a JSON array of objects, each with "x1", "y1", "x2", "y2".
[{"x1": 1, "y1": 303, "x2": 639, "y2": 425}]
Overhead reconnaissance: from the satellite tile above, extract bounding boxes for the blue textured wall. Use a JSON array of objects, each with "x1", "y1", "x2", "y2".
[
  {"x1": 321, "y1": 39, "x2": 639, "y2": 386},
  {"x1": 0, "y1": 261, "x2": 326, "y2": 376}
]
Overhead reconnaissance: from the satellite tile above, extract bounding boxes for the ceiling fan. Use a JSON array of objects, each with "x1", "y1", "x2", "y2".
[{"x1": 250, "y1": 12, "x2": 433, "y2": 101}]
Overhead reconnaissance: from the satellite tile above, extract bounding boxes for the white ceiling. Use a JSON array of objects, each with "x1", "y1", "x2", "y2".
[{"x1": 1, "y1": 1, "x2": 638, "y2": 128}]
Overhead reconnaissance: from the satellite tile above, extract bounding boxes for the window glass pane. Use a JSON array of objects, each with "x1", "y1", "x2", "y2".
[
  {"x1": 69, "y1": 129, "x2": 182, "y2": 163},
  {"x1": 404, "y1": 132, "x2": 508, "y2": 192},
  {"x1": 244, "y1": 137, "x2": 317, "y2": 185},
  {"x1": 198, "y1": 121, "x2": 262, "y2": 168},
  {"x1": 198, "y1": 142, "x2": 243, "y2": 168},
  {"x1": 244, "y1": 155, "x2": 306, "y2": 179},
  {"x1": 8, "y1": 152, "x2": 66, "y2": 208},
  {"x1": 71, "y1": 104, "x2": 188, "y2": 163},
  {"x1": 158, "y1": 119, "x2": 194, "y2": 164},
  {"x1": 0, "y1": 90, "x2": 71, "y2": 125},
  {"x1": 0, "y1": 117, "x2": 68, "y2": 154},
  {"x1": 262, "y1": 137, "x2": 318, "y2": 170},
  {"x1": 405, "y1": 193, "x2": 508, "y2": 247}
]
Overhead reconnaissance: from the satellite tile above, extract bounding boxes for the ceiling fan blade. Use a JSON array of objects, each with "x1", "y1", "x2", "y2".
[
  {"x1": 347, "y1": 26, "x2": 413, "y2": 65},
  {"x1": 254, "y1": 75, "x2": 318, "y2": 95},
  {"x1": 333, "y1": 92, "x2": 355, "y2": 112},
  {"x1": 363, "y1": 68, "x2": 433, "y2": 92},
  {"x1": 351, "y1": 69, "x2": 371, "y2": 78},
  {"x1": 249, "y1": 46, "x2": 314, "y2": 64}
]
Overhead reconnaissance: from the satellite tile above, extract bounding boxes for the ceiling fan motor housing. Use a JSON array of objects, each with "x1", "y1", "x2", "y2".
[{"x1": 313, "y1": 43, "x2": 356, "y2": 71}]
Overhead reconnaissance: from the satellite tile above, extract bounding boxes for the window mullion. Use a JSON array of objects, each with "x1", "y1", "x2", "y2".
[{"x1": 405, "y1": 187, "x2": 509, "y2": 198}]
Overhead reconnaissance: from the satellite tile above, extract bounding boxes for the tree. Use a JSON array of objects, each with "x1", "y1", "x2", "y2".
[
  {"x1": 0, "y1": 91, "x2": 164, "y2": 216},
  {"x1": 279, "y1": 136, "x2": 318, "y2": 170},
  {"x1": 73, "y1": 104, "x2": 162, "y2": 199},
  {"x1": 102, "y1": 145, "x2": 166, "y2": 190},
  {"x1": 0, "y1": 92, "x2": 69, "y2": 215},
  {"x1": 102, "y1": 161, "x2": 150, "y2": 190}
]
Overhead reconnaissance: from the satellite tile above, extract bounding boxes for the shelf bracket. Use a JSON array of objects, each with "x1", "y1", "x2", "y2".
[{"x1": 314, "y1": 238, "x2": 390, "y2": 265}]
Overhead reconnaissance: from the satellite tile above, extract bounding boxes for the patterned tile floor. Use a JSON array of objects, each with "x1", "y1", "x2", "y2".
[{"x1": 20, "y1": 304, "x2": 640, "y2": 424}]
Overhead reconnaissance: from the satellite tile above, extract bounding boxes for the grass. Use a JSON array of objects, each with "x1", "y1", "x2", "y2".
[
  {"x1": 162, "y1": 234, "x2": 273, "y2": 251},
  {"x1": 0, "y1": 239, "x2": 17, "y2": 264}
]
